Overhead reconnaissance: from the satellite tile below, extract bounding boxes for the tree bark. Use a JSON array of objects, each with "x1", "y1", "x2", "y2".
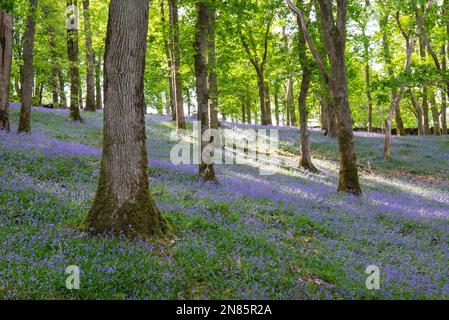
[
  {"x1": 67, "y1": 0, "x2": 83, "y2": 121},
  {"x1": 0, "y1": 8, "x2": 13, "y2": 132},
  {"x1": 88, "y1": 0, "x2": 172, "y2": 240},
  {"x1": 195, "y1": 1, "x2": 216, "y2": 181},
  {"x1": 18, "y1": 0, "x2": 38, "y2": 133},
  {"x1": 83, "y1": 0, "x2": 96, "y2": 111},
  {"x1": 168, "y1": 0, "x2": 186, "y2": 130}
]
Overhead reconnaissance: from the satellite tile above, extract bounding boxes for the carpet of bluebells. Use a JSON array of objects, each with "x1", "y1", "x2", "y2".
[{"x1": 1, "y1": 106, "x2": 448, "y2": 299}]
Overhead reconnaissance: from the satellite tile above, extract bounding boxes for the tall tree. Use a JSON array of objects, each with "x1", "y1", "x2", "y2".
[
  {"x1": 83, "y1": 0, "x2": 96, "y2": 111},
  {"x1": 67, "y1": 0, "x2": 83, "y2": 121},
  {"x1": 240, "y1": 18, "x2": 273, "y2": 126},
  {"x1": 207, "y1": 0, "x2": 219, "y2": 130},
  {"x1": 88, "y1": 0, "x2": 172, "y2": 239},
  {"x1": 18, "y1": 0, "x2": 38, "y2": 133},
  {"x1": 0, "y1": 7, "x2": 13, "y2": 132},
  {"x1": 168, "y1": 0, "x2": 186, "y2": 131},
  {"x1": 160, "y1": 0, "x2": 175, "y2": 119},
  {"x1": 42, "y1": 5, "x2": 59, "y2": 109},
  {"x1": 286, "y1": 0, "x2": 362, "y2": 195},
  {"x1": 296, "y1": 2, "x2": 318, "y2": 172},
  {"x1": 384, "y1": 11, "x2": 416, "y2": 161},
  {"x1": 195, "y1": 0, "x2": 216, "y2": 181}
]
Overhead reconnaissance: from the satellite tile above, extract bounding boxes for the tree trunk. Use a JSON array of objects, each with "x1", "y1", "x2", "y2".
[
  {"x1": 94, "y1": 51, "x2": 102, "y2": 109},
  {"x1": 83, "y1": 0, "x2": 96, "y2": 111},
  {"x1": 241, "y1": 97, "x2": 246, "y2": 123},
  {"x1": 58, "y1": 70, "x2": 67, "y2": 109},
  {"x1": 0, "y1": 8, "x2": 13, "y2": 132},
  {"x1": 160, "y1": 0, "x2": 175, "y2": 120},
  {"x1": 410, "y1": 91, "x2": 425, "y2": 135},
  {"x1": 245, "y1": 98, "x2": 251, "y2": 124},
  {"x1": 88, "y1": 0, "x2": 172, "y2": 240},
  {"x1": 207, "y1": 3, "x2": 219, "y2": 129},
  {"x1": 274, "y1": 91, "x2": 280, "y2": 126},
  {"x1": 298, "y1": 69, "x2": 317, "y2": 172},
  {"x1": 18, "y1": 0, "x2": 38, "y2": 133},
  {"x1": 264, "y1": 81, "x2": 272, "y2": 125},
  {"x1": 257, "y1": 71, "x2": 266, "y2": 125},
  {"x1": 319, "y1": 99, "x2": 328, "y2": 132},
  {"x1": 67, "y1": 0, "x2": 83, "y2": 121},
  {"x1": 430, "y1": 94, "x2": 441, "y2": 136},
  {"x1": 194, "y1": 1, "x2": 216, "y2": 181},
  {"x1": 43, "y1": 6, "x2": 60, "y2": 109},
  {"x1": 365, "y1": 63, "x2": 373, "y2": 133},
  {"x1": 296, "y1": 6, "x2": 317, "y2": 172},
  {"x1": 286, "y1": 78, "x2": 296, "y2": 127},
  {"x1": 168, "y1": 0, "x2": 186, "y2": 130},
  {"x1": 317, "y1": 0, "x2": 362, "y2": 195}
]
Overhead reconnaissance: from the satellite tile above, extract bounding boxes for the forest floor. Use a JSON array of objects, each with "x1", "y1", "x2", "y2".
[{"x1": 1, "y1": 106, "x2": 449, "y2": 299}]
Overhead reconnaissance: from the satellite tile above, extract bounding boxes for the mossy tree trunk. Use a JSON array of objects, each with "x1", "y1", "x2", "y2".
[
  {"x1": 18, "y1": 0, "x2": 37, "y2": 133},
  {"x1": 0, "y1": 8, "x2": 13, "y2": 132},
  {"x1": 88, "y1": 0, "x2": 172, "y2": 240}
]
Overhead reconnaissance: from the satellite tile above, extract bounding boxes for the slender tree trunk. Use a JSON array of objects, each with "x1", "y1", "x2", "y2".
[
  {"x1": 168, "y1": 0, "x2": 186, "y2": 130},
  {"x1": 241, "y1": 97, "x2": 246, "y2": 123},
  {"x1": 264, "y1": 82, "x2": 272, "y2": 125},
  {"x1": 245, "y1": 98, "x2": 251, "y2": 124},
  {"x1": 0, "y1": 8, "x2": 13, "y2": 132},
  {"x1": 94, "y1": 51, "x2": 102, "y2": 109},
  {"x1": 18, "y1": 0, "x2": 38, "y2": 133},
  {"x1": 38, "y1": 83, "x2": 43, "y2": 106},
  {"x1": 442, "y1": 90, "x2": 448, "y2": 135},
  {"x1": 365, "y1": 63, "x2": 373, "y2": 133},
  {"x1": 67, "y1": 0, "x2": 83, "y2": 121},
  {"x1": 430, "y1": 94, "x2": 441, "y2": 136},
  {"x1": 296, "y1": 6, "x2": 317, "y2": 172},
  {"x1": 43, "y1": 6, "x2": 60, "y2": 109},
  {"x1": 160, "y1": 0, "x2": 175, "y2": 120},
  {"x1": 88, "y1": 0, "x2": 172, "y2": 239},
  {"x1": 83, "y1": 0, "x2": 96, "y2": 111},
  {"x1": 274, "y1": 91, "x2": 280, "y2": 126},
  {"x1": 207, "y1": 2, "x2": 219, "y2": 129},
  {"x1": 257, "y1": 71, "x2": 266, "y2": 125},
  {"x1": 410, "y1": 90, "x2": 425, "y2": 135},
  {"x1": 58, "y1": 70, "x2": 67, "y2": 109},
  {"x1": 194, "y1": 0, "x2": 215, "y2": 181},
  {"x1": 298, "y1": 69, "x2": 317, "y2": 172},
  {"x1": 286, "y1": 78, "x2": 296, "y2": 126},
  {"x1": 79, "y1": 83, "x2": 83, "y2": 110},
  {"x1": 319, "y1": 99, "x2": 328, "y2": 132}
]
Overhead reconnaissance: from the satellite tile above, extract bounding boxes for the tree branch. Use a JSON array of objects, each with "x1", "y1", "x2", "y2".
[{"x1": 285, "y1": 0, "x2": 330, "y2": 85}]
